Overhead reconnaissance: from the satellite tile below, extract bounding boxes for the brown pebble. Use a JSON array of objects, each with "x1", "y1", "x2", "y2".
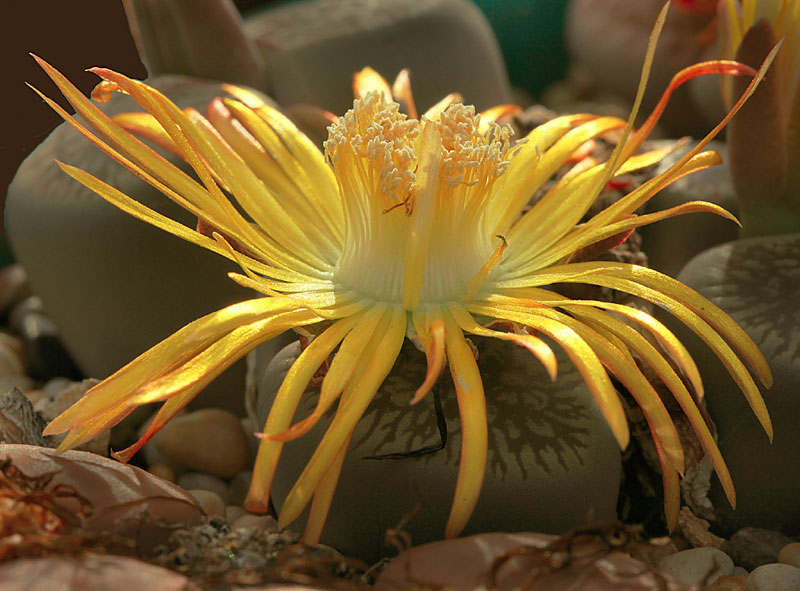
[
  {"x1": 706, "y1": 575, "x2": 746, "y2": 590},
  {"x1": 187, "y1": 489, "x2": 226, "y2": 517},
  {"x1": 228, "y1": 470, "x2": 253, "y2": 506},
  {"x1": 778, "y1": 542, "x2": 800, "y2": 568},
  {"x1": 231, "y1": 513, "x2": 278, "y2": 532},
  {"x1": 225, "y1": 505, "x2": 248, "y2": 524},
  {"x1": 155, "y1": 409, "x2": 250, "y2": 478},
  {"x1": 0, "y1": 333, "x2": 27, "y2": 376},
  {"x1": 0, "y1": 265, "x2": 30, "y2": 316},
  {"x1": 148, "y1": 463, "x2": 176, "y2": 482}
]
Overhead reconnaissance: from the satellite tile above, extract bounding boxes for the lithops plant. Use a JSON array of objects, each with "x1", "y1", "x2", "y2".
[
  {"x1": 4, "y1": 0, "x2": 269, "y2": 412},
  {"x1": 671, "y1": 0, "x2": 800, "y2": 536},
  {"x1": 28, "y1": 2, "x2": 778, "y2": 561}
]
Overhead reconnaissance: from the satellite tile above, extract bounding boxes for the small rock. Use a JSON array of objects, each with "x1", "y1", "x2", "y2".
[
  {"x1": 658, "y1": 547, "x2": 734, "y2": 586},
  {"x1": 231, "y1": 513, "x2": 278, "y2": 532},
  {"x1": 148, "y1": 463, "x2": 176, "y2": 483},
  {"x1": 187, "y1": 489, "x2": 226, "y2": 517},
  {"x1": 142, "y1": 411, "x2": 186, "y2": 476},
  {"x1": 746, "y1": 563, "x2": 800, "y2": 591},
  {"x1": 0, "y1": 332, "x2": 27, "y2": 376},
  {"x1": 733, "y1": 567, "x2": 749, "y2": 576},
  {"x1": 228, "y1": 470, "x2": 252, "y2": 506},
  {"x1": 225, "y1": 505, "x2": 248, "y2": 524},
  {"x1": 178, "y1": 472, "x2": 230, "y2": 504},
  {"x1": 708, "y1": 575, "x2": 747, "y2": 590},
  {"x1": 37, "y1": 378, "x2": 101, "y2": 421},
  {"x1": 9, "y1": 295, "x2": 82, "y2": 381},
  {"x1": 0, "y1": 264, "x2": 31, "y2": 317},
  {"x1": 729, "y1": 527, "x2": 793, "y2": 570},
  {"x1": 778, "y1": 542, "x2": 800, "y2": 568},
  {"x1": 0, "y1": 375, "x2": 35, "y2": 395},
  {"x1": 23, "y1": 389, "x2": 47, "y2": 407},
  {"x1": 155, "y1": 408, "x2": 249, "y2": 478}
]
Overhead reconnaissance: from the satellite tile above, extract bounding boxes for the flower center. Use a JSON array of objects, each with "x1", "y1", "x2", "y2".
[{"x1": 325, "y1": 93, "x2": 513, "y2": 307}]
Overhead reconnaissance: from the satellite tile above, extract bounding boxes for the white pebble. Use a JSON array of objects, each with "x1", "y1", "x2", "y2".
[
  {"x1": 178, "y1": 472, "x2": 230, "y2": 504},
  {"x1": 232, "y1": 513, "x2": 278, "y2": 532},
  {"x1": 658, "y1": 547, "x2": 734, "y2": 586},
  {"x1": 187, "y1": 489, "x2": 226, "y2": 517},
  {"x1": 733, "y1": 566, "x2": 749, "y2": 576},
  {"x1": 778, "y1": 542, "x2": 800, "y2": 568},
  {"x1": 746, "y1": 563, "x2": 800, "y2": 591}
]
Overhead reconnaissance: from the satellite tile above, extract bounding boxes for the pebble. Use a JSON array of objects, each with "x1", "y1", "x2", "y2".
[
  {"x1": 9, "y1": 295, "x2": 82, "y2": 381},
  {"x1": 0, "y1": 333, "x2": 27, "y2": 376},
  {"x1": 148, "y1": 463, "x2": 176, "y2": 483},
  {"x1": 225, "y1": 505, "x2": 248, "y2": 524},
  {"x1": 746, "y1": 563, "x2": 800, "y2": 590},
  {"x1": 709, "y1": 576, "x2": 747, "y2": 590},
  {"x1": 35, "y1": 378, "x2": 108, "y2": 455},
  {"x1": 0, "y1": 264, "x2": 31, "y2": 316},
  {"x1": 231, "y1": 513, "x2": 278, "y2": 532},
  {"x1": 778, "y1": 542, "x2": 800, "y2": 568},
  {"x1": 228, "y1": 470, "x2": 252, "y2": 506},
  {"x1": 0, "y1": 375, "x2": 35, "y2": 395},
  {"x1": 155, "y1": 408, "x2": 250, "y2": 478},
  {"x1": 187, "y1": 489, "x2": 226, "y2": 518},
  {"x1": 728, "y1": 527, "x2": 793, "y2": 570},
  {"x1": 727, "y1": 527, "x2": 792, "y2": 570},
  {"x1": 177, "y1": 472, "x2": 230, "y2": 504},
  {"x1": 658, "y1": 547, "x2": 734, "y2": 586}
]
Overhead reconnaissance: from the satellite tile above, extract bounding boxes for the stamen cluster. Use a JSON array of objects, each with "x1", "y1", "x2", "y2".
[
  {"x1": 437, "y1": 104, "x2": 513, "y2": 189},
  {"x1": 325, "y1": 92, "x2": 419, "y2": 207}
]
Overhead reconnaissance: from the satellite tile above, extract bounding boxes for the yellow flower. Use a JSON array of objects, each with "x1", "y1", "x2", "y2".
[{"x1": 36, "y1": 11, "x2": 776, "y2": 543}]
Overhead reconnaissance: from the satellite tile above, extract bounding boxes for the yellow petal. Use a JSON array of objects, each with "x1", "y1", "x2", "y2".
[
  {"x1": 44, "y1": 297, "x2": 297, "y2": 437},
  {"x1": 467, "y1": 303, "x2": 630, "y2": 450},
  {"x1": 410, "y1": 306, "x2": 447, "y2": 404},
  {"x1": 264, "y1": 304, "x2": 386, "y2": 442},
  {"x1": 402, "y1": 120, "x2": 441, "y2": 310},
  {"x1": 353, "y1": 66, "x2": 392, "y2": 101},
  {"x1": 442, "y1": 311, "x2": 488, "y2": 538},
  {"x1": 448, "y1": 302, "x2": 557, "y2": 381},
  {"x1": 277, "y1": 306, "x2": 406, "y2": 527},
  {"x1": 246, "y1": 316, "x2": 359, "y2": 513}
]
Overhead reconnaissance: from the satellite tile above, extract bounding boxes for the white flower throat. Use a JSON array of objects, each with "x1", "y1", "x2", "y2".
[{"x1": 325, "y1": 92, "x2": 515, "y2": 306}]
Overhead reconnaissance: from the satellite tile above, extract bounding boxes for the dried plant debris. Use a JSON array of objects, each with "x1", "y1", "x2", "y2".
[
  {"x1": 0, "y1": 456, "x2": 93, "y2": 561},
  {"x1": 376, "y1": 523, "x2": 692, "y2": 591},
  {"x1": 0, "y1": 389, "x2": 51, "y2": 447},
  {"x1": 152, "y1": 517, "x2": 371, "y2": 590},
  {"x1": 0, "y1": 449, "x2": 370, "y2": 590}
]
